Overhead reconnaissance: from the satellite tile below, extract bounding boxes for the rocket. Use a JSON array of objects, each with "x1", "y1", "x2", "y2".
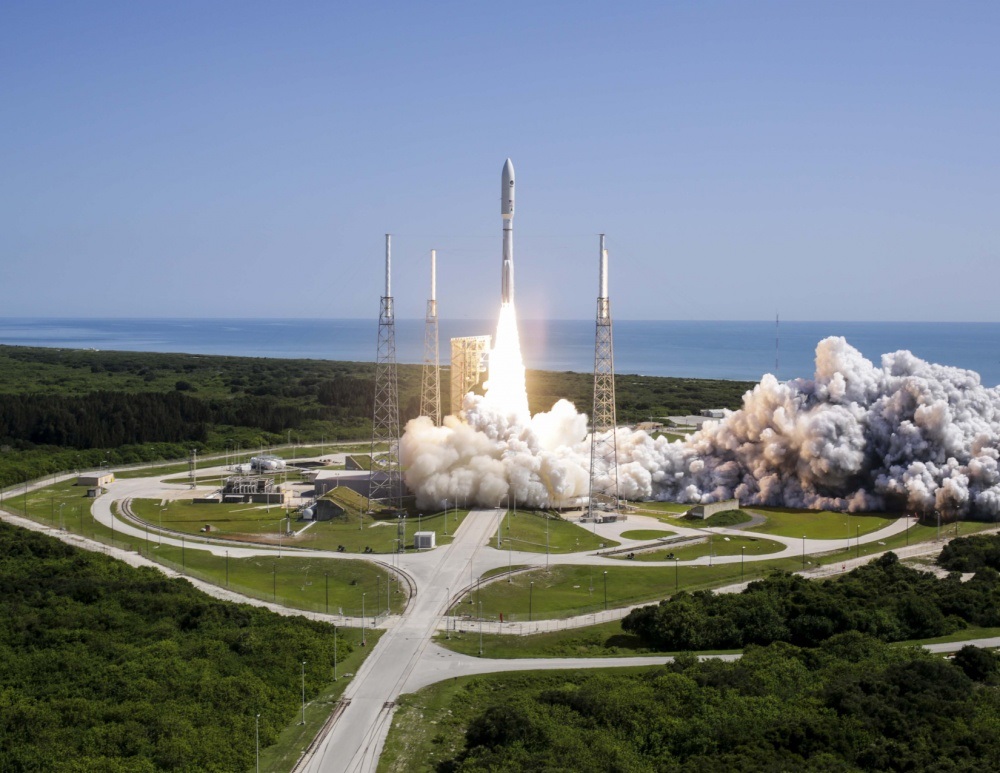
[{"x1": 501, "y1": 158, "x2": 515, "y2": 305}]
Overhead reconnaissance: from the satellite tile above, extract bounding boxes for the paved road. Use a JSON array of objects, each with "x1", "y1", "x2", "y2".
[
  {"x1": 302, "y1": 507, "x2": 499, "y2": 773},
  {"x1": 5, "y1": 459, "x2": 993, "y2": 773}
]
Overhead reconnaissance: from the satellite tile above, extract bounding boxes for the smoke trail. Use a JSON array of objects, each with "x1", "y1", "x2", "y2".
[{"x1": 401, "y1": 336, "x2": 1000, "y2": 517}]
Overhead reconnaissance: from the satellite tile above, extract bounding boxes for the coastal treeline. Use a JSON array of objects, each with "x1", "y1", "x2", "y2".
[
  {"x1": 0, "y1": 345, "x2": 753, "y2": 487},
  {"x1": 0, "y1": 521, "x2": 347, "y2": 771},
  {"x1": 622, "y1": 553, "x2": 1000, "y2": 650},
  {"x1": 386, "y1": 636, "x2": 1000, "y2": 772}
]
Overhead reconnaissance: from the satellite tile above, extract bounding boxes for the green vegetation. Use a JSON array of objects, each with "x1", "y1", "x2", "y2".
[
  {"x1": 458, "y1": 561, "x2": 782, "y2": 621},
  {"x1": 526, "y1": 369, "x2": 753, "y2": 422},
  {"x1": 381, "y1": 636, "x2": 1000, "y2": 773},
  {"x1": 622, "y1": 534, "x2": 785, "y2": 562},
  {"x1": 623, "y1": 552, "x2": 1000, "y2": 650},
  {"x1": 939, "y1": 532, "x2": 1000, "y2": 572},
  {"x1": 258, "y1": 628, "x2": 381, "y2": 772},
  {"x1": 745, "y1": 506, "x2": 895, "y2": 538},
  {"x1": 685, "y1": 508, "x2": 752, "y2": 527},
  {"x1": 491, "y1": 509, "x2": 617, "y2": 553},
  {"x1": 618, "y1": 529, "x2": 676, "y2": 540},
  {"x1": 436, "y1": 620, "x2": 655, "y2": 659},
  {"x1": 127, "y1": 493, "x2": 469, "y2": 554},
  {"x1": 0, "y1": 520, "x2": 358, "y2": 772},
  {"x1": 0, "y1": 345, "x2": 752, "y2": 488}
]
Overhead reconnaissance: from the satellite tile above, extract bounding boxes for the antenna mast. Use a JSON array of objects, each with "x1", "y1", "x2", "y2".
[{"x1": 369, "y1": 234, "x2": 402, "y2": 510}]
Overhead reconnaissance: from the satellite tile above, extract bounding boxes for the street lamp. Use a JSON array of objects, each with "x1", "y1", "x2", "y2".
[
  {"x1": 479, "y1": 600, "x2": 483, "y2": 656},
  {"x1": 159, "y1": 507, "x2": 166, "y2": 546},
  {"x1": 856, "y1": 525, "x2": 860, "y2": 559},
  {"x1": 741, "y1": 546, "x2": 745, "y2": 581},
  {"x1": 299, "y1": 661, "x2": 306, "y2": 725},
  {"x1": 675, "y1": 557, "x2": 679, "y2": 591},
  {"x1": 333, "y1": 626, "x2": 338, "y2": 680},
  {"x1": 362, "y1": 592, "x2": 367, "y2": 646},
  {"x1": 255, "y1": 713, "x2": 260, "y2": 773},
  {"x1": 226, "y1": 550, "x2": 229, "y2": 587},
  {"x1": 325, "y1": 571, "x2": 329, "y2": 614},
  {"x1": 272, "y1": 564, "x2": 276, "y2": 601},
  {"x1": 58, "y1": 502, "x2": 65, "y2": 530},
  {"x1": 603, "y1": 570, "x2": 608, "y2": 611},
  {"x1": 445, "y1": 587, "x2": 451, "y2": 639},
  {"x1": 529, "y1": 581, "x2": 534, "y2": 622},
  {"x1": 802, "y1": 536, "x2": 806, "y2": 569}
]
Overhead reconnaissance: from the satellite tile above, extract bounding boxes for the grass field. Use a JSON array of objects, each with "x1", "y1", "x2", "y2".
[
  {"x1": 436, "y1": 620, "x2": 653, "y2": 658},
  {"x1": 620, "y1": 534, "x2": 786, "y2": 562},
  {"x1": 619, "y1": 529, "x2": 676, "y2": 540},
  {"x1": 745, "y1": 507, "x2": 896, "y2": 539},
  {"x1": 489, "y1": 509, "x2": 618, "y2": 553},
  {"x1": 454, "y1": 560, "x2": 780, "y2": 621},
  {"x1": 128, "y1": 493, "x2": 470, "y2": 554}
]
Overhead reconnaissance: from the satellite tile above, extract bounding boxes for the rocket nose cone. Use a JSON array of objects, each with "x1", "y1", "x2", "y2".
[{"x1": 501, "y1": 158, "x2": 515, "y2": 217}]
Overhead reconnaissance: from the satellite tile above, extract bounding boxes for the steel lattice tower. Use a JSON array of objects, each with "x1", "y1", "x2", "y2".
[
  {"x1": 588, "y1": 234, "x2": 619, "y2": 521},
  {"x1": 369, "y1": 234, "x2": 401, "y2": 510},
  {"x1": 420, "y1": 249, "x2": 441, "y2": 425}
]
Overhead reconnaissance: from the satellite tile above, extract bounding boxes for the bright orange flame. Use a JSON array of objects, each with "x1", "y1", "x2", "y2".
[{"x1": 484, "y1": 302, "x2": 529, "y2": 421}]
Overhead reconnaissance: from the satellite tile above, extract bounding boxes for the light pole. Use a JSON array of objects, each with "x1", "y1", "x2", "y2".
[
  {"x1": 845, "y1": 520, "x2": 850, "y2": 553},
  {"x1": 255, "y1": 713, "x2": 260, "y2": 773},
  {"x1": 741, "y1": 546, "x2": 745, "y2": 581},
  {"x1": 377, "y1": 575, "x2": 382, "y2": 618},
  {"x1": 272, "y1": 564, "x2": 276, "y2": 601},
  {"x1": 936, "y1": 510, "x2": 941, "y2": 541},
  {"x1": 603, "y1": 570, "x2": 608, "y2": 611},
  {"x1": 362, "y1": 592, "x2": 367, "y2": 646},
  {"x1": 225, "y1": 551, "x2": 229, "y2": 586},
  {"x1": 856, "y1": 525, "x2": 860, "y2": 559},
  {"x1": 802, "y1": 535, "x2": 806, "y2": 569},
  {"x1": 445, "y1": 587, "x2": 451, "y2": 639},
  {"x1": 545, "y1": 515, "x2": 550, "y2": 569},
  {"x1": 709, "y1": 532, "x2": 713, "y2": 567},
  {"x1": 325, "y1": 572, "x2": 329, "y2": 614},
  {"x1": 478, "y1": 600, "x2": 483, "y2": 656},
  {"x1": 181, "y1": 535, "x2": 185, "y2": 573},
  {"x1": 58, "y1": 502, "x2": 65, "y2": 530},
  {"x1": 675, "y1": 557, "x2": 679, "y2": 591},
  {"x1": 299, "y1": 661, "x2": 306, "y2": 725},
  {"x1": 529, "y1": 581, "x2": 534, "y2": 622},
  {"x1": 159, "y1": 507, "x2": 166, "y2": 546},
  {"x1": 333, "y1": 626, "x2": 338, "y2": 680}
]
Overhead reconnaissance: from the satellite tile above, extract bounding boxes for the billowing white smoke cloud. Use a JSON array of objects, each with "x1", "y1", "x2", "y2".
[{"x1": 401, "y1": 337, "x2": 1000, "y2": 516}]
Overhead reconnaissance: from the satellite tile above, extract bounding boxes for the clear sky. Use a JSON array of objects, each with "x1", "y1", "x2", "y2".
[{"x1": 2, "y1": 1, "x2": 998, "y2": 321}]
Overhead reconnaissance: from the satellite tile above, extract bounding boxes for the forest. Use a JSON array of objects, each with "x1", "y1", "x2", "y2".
[
  {"x1": 0, "y1": 345, "x2": 753, "y2": 487},
  {"x1": 387, "y1": 635, "x2": 1000, "y2": 772},
  {"x1": 938, "y1": 533, "x2": 1000, "y2": 572},
  {"x1": 622, "y1": 552, "x2": 1000, "y2": 650},
  {"x1": 0, "y1": 521, "x2": 347, "y2": 772}
]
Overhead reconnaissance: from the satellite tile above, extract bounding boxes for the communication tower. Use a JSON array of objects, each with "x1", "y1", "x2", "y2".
[
  {"x1": 369, "y1": 234, "x2": 402, "y2": 509},
  {"x1": 420, "y1": 250, "x2": 442, "y2": 425},
  {"x1": 588, "y1": 234, "x2": 620, "y2": 521}
]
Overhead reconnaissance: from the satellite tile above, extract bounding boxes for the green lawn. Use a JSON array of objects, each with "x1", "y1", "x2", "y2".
[
  {"x1": 489, "y1": 509, "x2": 618, "y2": 553},
  {"x1": 619, "y1": 534, "x2": 785, "y2": 562},
  {"x1": 630, "y1": 501, "x2": 689, "y2": 516},
  {"x1": 619, "y1": 529, "x2": 676, "y2": 540},
  {"x1": 261, "y1": 628, "x2": 383, "y2": 772},
  {"x1": 455, "y1": 560, "x2": 785, "y2": 621},
  {"x1": 745, "y1": 507, "x2": 896, "y2": 539},
  {"x1": 128, "y1": 493, "x2": 470, "y2": 554},
  {"x1": 144, "y1": 545, "x2": 406, "y2": 617},
  {"x1": 436, "y1": 620, "x2": 651, "y2": 658}
]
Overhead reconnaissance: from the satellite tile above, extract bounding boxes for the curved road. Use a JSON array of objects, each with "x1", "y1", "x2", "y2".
[{"x1": 0, "y1": 459, "x2": 976, "y2": 773}]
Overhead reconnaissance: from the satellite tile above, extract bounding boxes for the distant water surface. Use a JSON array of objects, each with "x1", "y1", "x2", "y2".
[{"x1": 2, "y1": 318, "x2": 999, "y2": 386}]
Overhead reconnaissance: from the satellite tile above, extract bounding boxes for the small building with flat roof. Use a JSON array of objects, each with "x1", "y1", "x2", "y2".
[{"x1": 78, "y1": 472, "x2": 114, "y2": 488}]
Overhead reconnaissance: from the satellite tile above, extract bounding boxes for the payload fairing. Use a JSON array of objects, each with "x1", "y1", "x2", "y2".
[{"x1": 501, "y1": 158, "x2": 515, "y2": 305}]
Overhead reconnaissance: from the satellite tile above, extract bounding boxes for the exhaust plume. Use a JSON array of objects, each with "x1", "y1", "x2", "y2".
[{"x1": 401, "y1": 336, "x2": 1000, "y2": 517}]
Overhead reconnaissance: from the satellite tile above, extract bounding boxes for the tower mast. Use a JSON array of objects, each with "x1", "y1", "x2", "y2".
[
  {"x1": 420, "y1": 250, "x2": 442, "y2": 425},
  {"x1": 368, "y1": 234, "x2": 401, "y2": 510},
  {"x1": 588, "y1": 234, "x2": 620, "y2": 523}
]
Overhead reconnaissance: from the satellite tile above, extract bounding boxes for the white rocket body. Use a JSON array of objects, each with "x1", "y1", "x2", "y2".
[{"x1": 501, "y1": 158, "x2": 515, "y2": 305}]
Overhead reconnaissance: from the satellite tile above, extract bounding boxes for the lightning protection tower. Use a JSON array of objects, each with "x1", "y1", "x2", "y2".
[
  {"x1": 588, "y1": 234, "x2": 620, "y2": 522},
  {"x1": 369, "y1": 234, "x2": 402, "y2": 510},
  {"x1": 420, "y1": 249, "x2": 441, "y2": 425}
]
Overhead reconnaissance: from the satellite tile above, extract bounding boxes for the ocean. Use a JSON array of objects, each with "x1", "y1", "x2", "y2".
[{"x1": 2, "y1": 317, "x2": 999, "y2": 386}]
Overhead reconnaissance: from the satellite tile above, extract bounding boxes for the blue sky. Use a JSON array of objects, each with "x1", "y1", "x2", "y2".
[{"x1": 2, "y1": 1, "x2": 998, "y2": 321}]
